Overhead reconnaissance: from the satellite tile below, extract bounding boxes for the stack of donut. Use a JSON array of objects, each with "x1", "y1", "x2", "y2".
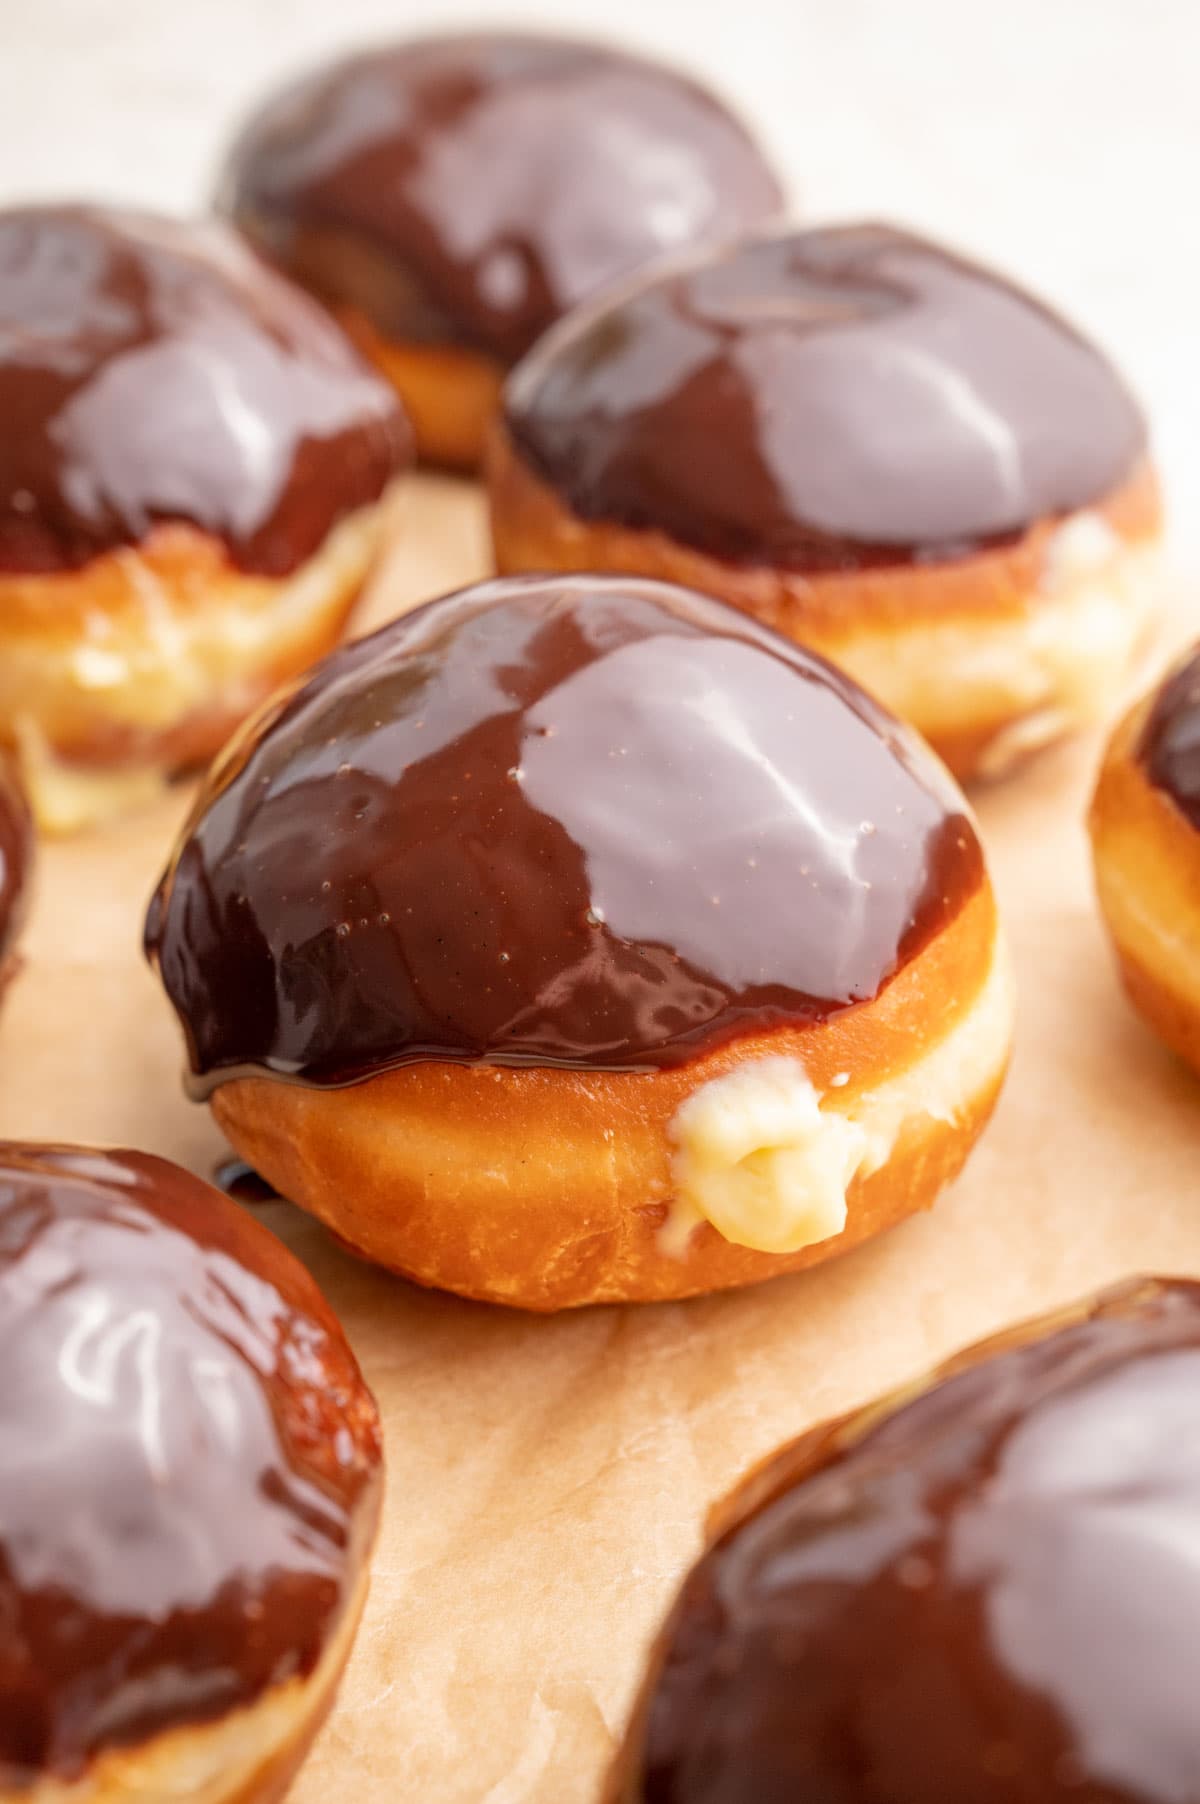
[{"x1": 2, "y1": 20, "x2": 1198, "y2": 1804}]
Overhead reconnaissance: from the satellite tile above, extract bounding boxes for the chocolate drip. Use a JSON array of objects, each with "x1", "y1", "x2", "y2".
[
  {"x1": 218, "y1": 33, "x2": 783, "y2": 366},
  {"x1": 1137, "y1": 645, "x2": 1200, "y2": 829},
  {"x1": 505, "y1": 224, "x2": 1147, "y2": 569},
  {"x1": 621, "y1": 1279, "x2": 1200, "y2": 1804},
  {"x1": 0, "y1": 205, "x2": 410, "y2": 576},
  {"x1": 0, "y1": 1143, "x2": 381, "y2": 1781},
  {"x1": 146, "y1": 575, "x2": 982, "y2": 1089}
]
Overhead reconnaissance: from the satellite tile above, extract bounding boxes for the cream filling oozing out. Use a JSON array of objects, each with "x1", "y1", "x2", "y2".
[
  {"x1": 5, "y1": 497, "x2": 393, "y2": 832},
  {"x1": 666, "y1": 937, "x2": 1013, "y2": 1256},
  {"x1": 811, "y1": 513, "x2": 1160, "y2": 770}
]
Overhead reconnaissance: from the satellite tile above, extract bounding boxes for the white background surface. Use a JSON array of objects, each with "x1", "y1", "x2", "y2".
[{"x1": 3, "y1": 0, "x2": 1198, "y2": 564}]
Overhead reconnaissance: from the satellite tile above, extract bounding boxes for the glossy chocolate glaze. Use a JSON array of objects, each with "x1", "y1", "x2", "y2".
[
  {"x1": 146, "y1": 575, "x2": 982, "y2": 1090},
  {"x1": 0, "y1": 205, "x2": 410, "y2": 577},
  {"x1": 218, "y1": 33, "x2": 784, "y2": 366},
  {"x1": 505, "y1": 223, "x2": 1147, "y2": 570},
  {"x1": 0, "y1": 1143, "x2": 381, "y2": 1781},
  {"x1": 0, "y1": 754, "x2": 31, "y2": 971},
  {"x1": 1137, "y1": 646, "x2": 1200, "y2": 830},
  {"x1": 619, "y1": 1278, "x2": 1200, "y2": 1804}
]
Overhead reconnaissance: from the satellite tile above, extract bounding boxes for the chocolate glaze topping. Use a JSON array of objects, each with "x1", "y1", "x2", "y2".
[
  {"x1": 0, "y1": 1143, "x2": 381, "y2": 1781},
  {"x1": 1137, "y1": 645, "x2": 1200, "y2": 830},
  {"x1": 504, "y1": 223, "x2": 1147, "y2": 569},
  {"x1": 218, "y1": 33, "x2": 784, "y2": 366},
  {"x1": 0, "y1": 755, "x2": 31, "y2": 971},
  {"x1": 619, "y1": 1278, "x2": 1200, "y2": 1804},
  {"x1": 0, "y1": 205, "x2": 410, "y2": 576},
  {"x1": 146, "y1": 575, "x2": 982, "y2": 1090}
]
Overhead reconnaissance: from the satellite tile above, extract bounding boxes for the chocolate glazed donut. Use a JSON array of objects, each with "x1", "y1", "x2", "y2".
[
  {"x1": 147, "y1": 575, "x2": 1011, "y2": 1309},
  {"x1": 1135, "y1": 649, "x2": 1200, "y2": 828},
  {"x1": 612, "y1": 1278, "x2": 1200, "y2": 1803},
  {"x1": 1091, "y1": 643, "x2": 1200, "y2": 1075},
  {"x1": 491, "y1": 223, "x2": 1161, "y2": 779},
  {"x1": 0, "y1": 1142, "x2": 382, "y2": 1802},
  {"x1": 218, "y1": 32, "x2": 784, "y2": 467},
  {"x1": 0, "y1": 204, "x2": 411, "y2": 828}
]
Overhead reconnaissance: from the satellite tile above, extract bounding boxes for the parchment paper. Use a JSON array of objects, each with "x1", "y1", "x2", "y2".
[{"x1": 2, "y1": 474, "x2": 1198, "y2": 1803}]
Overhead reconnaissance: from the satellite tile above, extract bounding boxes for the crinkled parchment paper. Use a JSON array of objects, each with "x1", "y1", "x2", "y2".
[{"x1": 2, "y1": 476, "x2": 1198, "y2": 1802}]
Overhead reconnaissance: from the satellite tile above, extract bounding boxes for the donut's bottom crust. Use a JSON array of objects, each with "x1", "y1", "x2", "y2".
[
  {"x1": 335, "y1": 306, "x2": 505, "y2": 472},
  {"x1": 0, "y1": 491, "x2": 400, "y2": 832},
  {"x1": 487, "y1": 435, "x2": 1162, "y2": 781},
  {"x1": 1090, "y1": 690, "x2": 1200, "y2": 1075},
  {"x1": 0, "y1": 1564, "x2": 371, "y2": 1804},
  {"x1": 208, "y1": 886, "x2": 1011, "y2": 1311}
]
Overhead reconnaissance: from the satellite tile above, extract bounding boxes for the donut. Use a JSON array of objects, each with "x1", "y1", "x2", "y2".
[
  {"x1": 610, "y1": 1276, "x2": 1200, "y2": 1802},
  {"x1": 0, "y1": 753, "x2": 32, "y2": 994},
  {"x1": 1089, "y1": 642, "x2": 1200, "y2": 1072},
  {"x1": 146, "y1": 573, "x2": 1011, "y2": 1311},
  {"x1": 0, "y1": 1141, "x2": 382, "y2": 1804},
  {"x1": 0, "y1": 204, "x2": 411, "y2": 830},
  {"x1": 217, "y1": 32, "x2": 783, "y2": 470},
  {"x1": 489, "y1": 223, "x2": 1160, "y2": 781}
]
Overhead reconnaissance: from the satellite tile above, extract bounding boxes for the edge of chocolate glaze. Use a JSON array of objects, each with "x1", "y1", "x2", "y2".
[
  {"x1": 501, "y1": 221, "x2": 1148, "y2": 572},
  {"x1": 145, "y1": 574, "x2": 985, "y2": 1094},
  {"x1": 704, "y1": 1275, "x2": 1172, "y2": 1534},
  {"x1": 0, "y1": 1141, "x2": 382, "y2": 1781}
]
